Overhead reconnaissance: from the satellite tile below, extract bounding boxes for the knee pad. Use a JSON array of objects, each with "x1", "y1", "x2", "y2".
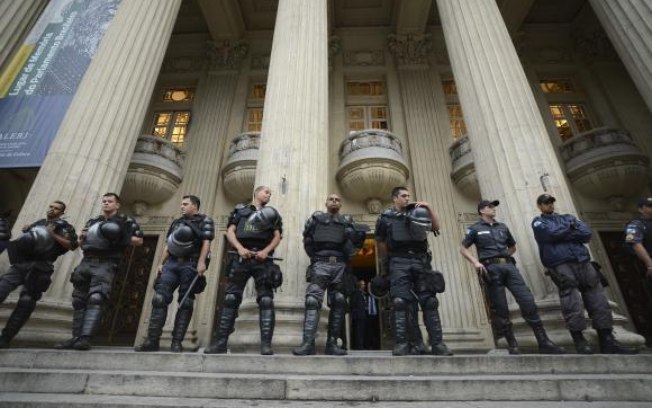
[
  {"x1": 393, "y1": 297, "x2": 409, "y2": 312},
  {"x1": 258, "y1": 296, "x2": 273, "y2": 310},
  {"x1": 420, "y1": 295, "x2": 438, "y2": 311},
  {"x1": 329, "y1": 291, "x2": 346, "y2": 310},
  {"x1": 152, "y1": 292, "x2": 168, "y2": 308},
  {"x1": 179, "y1": 295, "x2": 194, "y2": 311},
  {"x1": 17, "y1": 293, "x2": 37, "y2": 309},
  {"x1": 88, "y1": 292, "x2": 105, "y2": 306},
  {"x1": 305, "y1": 295, "x2": 321, "y2": 310},
  {"x1": 224, "y1": 293, "x2": 241, "y2": 309}
]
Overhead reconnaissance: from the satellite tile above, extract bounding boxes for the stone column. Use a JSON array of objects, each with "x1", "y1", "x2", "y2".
[
  {"x1": 437, "y1": 0, "x2": 643, "y2": 346},
  {"x1": 0, "y1": 0, "x2": 48, "y2": 76},
  {"x1": 589, "y1": 0, "x2": 652, "y2": 113},
  {"x1": 2, "y1": 0, "x2": 182, "y2": 345},
  {"x1": 388, "y1": 33, "x2": 494, "y2": 351},
  {"x1": 230, "y1": 0, "x2": 329, "y2": 352}
]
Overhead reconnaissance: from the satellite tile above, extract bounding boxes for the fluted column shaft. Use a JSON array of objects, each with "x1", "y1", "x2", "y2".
[
  {"x1": 396, "y1": 65, "x2": 494, "y2": 350},
  {"x1": 589, "y1": 0, "x2": 652, "y2": 113},
  {"x1": 437, "y1": 0, "x2": 574, "y2": 301},
  {"x1": 13, "y1": 0, "x2": 182, "y2": 302},
  {"x1": 232, "y1": 0, "x2": 328, "y2": 351},
  {"x1": 437, "y1": 0, "x2": 644, "y2": 347},
  {"x1": 0, "y1": 0, "x2": 48, "y2": 75},
  {"x1": 179, "y1": 71, "x2": 240, "y2": 214}
]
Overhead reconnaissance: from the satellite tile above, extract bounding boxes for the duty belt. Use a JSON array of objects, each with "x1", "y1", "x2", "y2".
[
  {"x1": 169, "y1": 256, "x2": 196, "y2": 263},
  {"x1": 482, "y1": 257, "x2": 511, "y2": 265},
  {"x1": 312, "y1": 256, "x2": 346, "y2": 263},
  {"x1": 389, "y1": 250, "x2": 425, "y2": 259}
]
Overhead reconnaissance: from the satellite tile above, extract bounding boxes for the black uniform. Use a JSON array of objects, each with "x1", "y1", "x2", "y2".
[
  {"x1": 137, "y1": 214, "x2": 214, "y2": 352},
  {"x1": 293, "y1": 211, "x2": 365, "y2": 356},
  {"x1": 375, "y1": 208, "x2": 450, "y2": 356},
  {"x1": 0, "y1": 218, "x2": 77, "y2": 347},
  {"x1": 0, "y1": 215, "x2": 10, "y2": 254},
  {"x1": 205, "y1": 204, "x2": 283, "y2": 355},
  {"x1": 625, "y1": 216, "x2": 652, "y2": 286},
  {"x1": 60, "y1": 213, "x2": 142, "y2": 349},
  {"x1": 462, "y1": 220, "x2": 542, "y2": 338}
]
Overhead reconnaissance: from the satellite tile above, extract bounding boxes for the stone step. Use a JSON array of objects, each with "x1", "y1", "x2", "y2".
[
  {"x1": 0, "y1": 349, "x2": 650, "y2": 402},
  {"x1": 0, "y1": 367, "x2": 651, "y2": 401},
  {"x1": 1, "y1": 348, "x2": 651, "y2": 376},
  {"x1": 1, "y1": 394, "x2": 651, "y2": 408}
]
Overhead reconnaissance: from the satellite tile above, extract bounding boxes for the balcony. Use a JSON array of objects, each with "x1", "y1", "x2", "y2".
[
  {"x1": 560, "y1": 127, "x2": 650, "y2": 199},
  {"x1": 222, "y1": 132, "x2": 260, "y2": 202},
  {"x1": 121, "y1": 135, "x2": 184, "y2": 209},
  {"x1": 449, "y1": 135, "x2": 480, "y2": 199},
  {"x1": 336, "y1": 130, "x2": 409, "y2": 207}
]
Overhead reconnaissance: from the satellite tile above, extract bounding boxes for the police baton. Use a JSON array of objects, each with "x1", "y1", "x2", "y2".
[
  {"x1": 179, "y1": 274, "x2": 199, "y2": 306},
  {"x1": 227, "y1": 250, "x2": 283, "y2": 262}
]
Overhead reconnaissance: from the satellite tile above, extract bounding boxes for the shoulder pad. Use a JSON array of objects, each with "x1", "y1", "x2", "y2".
[
  {"x1": 235, "y1": 203, "x2": 247, "y2": 210},
  {"x1": 381, "y1": 208, "x2": 395, "y2": 217},
  {"x1": 311, "y1": 211, "x2": 325, "y2": 218}
]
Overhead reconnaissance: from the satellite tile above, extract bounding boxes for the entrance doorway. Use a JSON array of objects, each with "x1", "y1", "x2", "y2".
[
  {"x1": 600, "y1": 231, "x2": 652, "y2": 346},
  {"x1": 95, "y1": 235, "x2": 158, "y2": 346},
  {"x1": 348, "y1": 237, "x2": 388, "y2": 350}
]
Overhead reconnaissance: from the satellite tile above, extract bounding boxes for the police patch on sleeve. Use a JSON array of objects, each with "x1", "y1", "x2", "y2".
[
  {"x1": 533, "y1": 220, "x2": 542, "y2": 228},
  {"x1": 625, "y1": 234, "x2": 635, "y2": 242},
  {"x1": 465, "y1": 228, "x2": 472, "y2": 236}
]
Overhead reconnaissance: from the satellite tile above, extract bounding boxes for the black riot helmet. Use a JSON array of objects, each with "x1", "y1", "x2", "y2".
[
  {"x1": 167, "y1": 224, "x2": 195, "y2": 257},
  {"x1": 247, "y1": 206, "x2": 280, "y2": 232},
  {"x1": 407, "y1": 205, "x2": 432, "y2": 230},
  {"x1": 99, "y1": 221, "x2": 122, "y2": 242},
  {"x1": 369, "y1": 275, "x2": 390, "y2": 299}
]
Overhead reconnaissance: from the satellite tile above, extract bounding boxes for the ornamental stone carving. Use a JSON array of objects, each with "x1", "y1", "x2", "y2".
[
  {"x1": 336, "y1": 130, "x2": 409, "y2": 205},
  {"x1": 387, "y1": 33, "x2": 433, "y2": 66},
  {"x1": 449, "y1": 135, "x2": 480, "y2": 200},
  {"x1": 250, "y1": 53, "x2": 270, "y2": 70},
  {"x1": 206, "y1": 40, "x2": 249, "y2": 71},
  {"x1": 574, "y1": 30, "x2": 619, "y2": 62},
  {"x1": 161, "y1": 56, "x2": 207, "y2": 73},
  {"x1": 560, "y1": 127, "x2": 650, "y2": 199},
  {"x1": 343, "y1": 49, "x2": 385, "y2": 66},
  {"x1": 121, "y1": 135, "x2": 185, "y2": 206},
  {"x1": 222, "y1": 132, "x2": 260, "y2": 202}
]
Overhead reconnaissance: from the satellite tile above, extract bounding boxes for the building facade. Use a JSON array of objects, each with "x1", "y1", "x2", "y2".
[{"x1": 1, "y1": 0, "x2": 651, "y2": 352}]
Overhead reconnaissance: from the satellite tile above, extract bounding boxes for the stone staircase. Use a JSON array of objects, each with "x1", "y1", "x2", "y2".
[{"x1": 0, "y1": 348, "x2": 651, "y2": 406}]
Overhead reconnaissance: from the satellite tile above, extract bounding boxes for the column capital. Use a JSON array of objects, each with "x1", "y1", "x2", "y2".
[
  {"x1": 387, "y1": 33, "x2": 433, "y2": 68},
  {"x1": 206, "y1": 39, "x2": 249, "y2": 71},
  {"x1": 573, "y1": 29, "x2": 619, "y2": 62}
]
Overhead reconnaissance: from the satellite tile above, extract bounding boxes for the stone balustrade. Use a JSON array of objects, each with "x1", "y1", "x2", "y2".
[
  {"x1": 336, "y1": 129, "x2": 409, "y2": 205},
  {"x1": 121, "y1": 135, "x2": 184, "y2": 209},
  {"x1": 560, "y1": 127, "x2": 649, "y2": 199},
  {"x1": 221, "y1": 132, "x2": 260, "y2": 202},
  {"x1": 449, "y1": 135, "x2": 480, "y2": 199}
]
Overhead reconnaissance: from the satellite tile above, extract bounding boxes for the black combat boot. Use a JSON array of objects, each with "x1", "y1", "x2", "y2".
[
  {"x1": 570, "y1": 330, "x2": 593, "y2": 354},
  {"x1": 408, "y1": 306, "x2": 426, "y2": 355},
  {"x1": 204, "y1": 307, "x2": 237, "y2": 354},
  {"x1": 0, "y1": 294, "x2": 37, "y2": 348},
  {"x1": 531, "y1": 323, "x2": 565, "y2": 354},
  {"x1": 597, "y1": 328, "x2": 638, "y2": 354},
  {"x1": 392, "y1": 309, "x2": 410, "y2": 356},
  {"x1": 325, "y1": 307, "x2": 347, "y2": 356},
  {"x1": 259, "y1": 307, "x2": 275, "y2": 355},
  {"x1": 423, "y1": 308, "x2": 453, "y2": 356},
  {"x1": 54, "y1": 309, "x2": 85, "y2": 350},
  {"x1": 170, "y1": 307, "x2": 193, "y2": 353},
  {"x1": 73, "y1": 305, "x2": 104, "y2": 350},
  {"x1": 504, "y1": 325, "x2": 520, "y2": 355},
  {"x1": 135, "y1": 306, "x2": 168, "y2": 352},
  {"x1": 293, "y1": 307, "x2": 320, "y2": 356}
]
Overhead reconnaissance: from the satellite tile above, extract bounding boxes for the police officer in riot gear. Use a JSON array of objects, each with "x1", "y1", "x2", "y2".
[
  {"x1": 205, "y1": 185, "x2": 283, "y2": 355},
  {"x1": 136, "y1": 195, "x2": 214, "y2": 352},
  {"x1": 293, "y1": 193, "x2": 366, "y2": 356},
  {"x1": 0, "y1": 201, "x2": 77, "y2": 348},
  {"x1": 55, "y1": 193, "x2": 143, "y2": 351},
  {"x1": 624, "y1": 197, "x2": 652, "y2": 289},
  {"x1": 376, "y1": 187, "x2": 452, "y2": 356},
  {"x1": 461, "y1": 199, "x2": 564, "y2": 355},
  {"x1": 533, "y1": 194, "x2": 637, "y2": 354}
]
